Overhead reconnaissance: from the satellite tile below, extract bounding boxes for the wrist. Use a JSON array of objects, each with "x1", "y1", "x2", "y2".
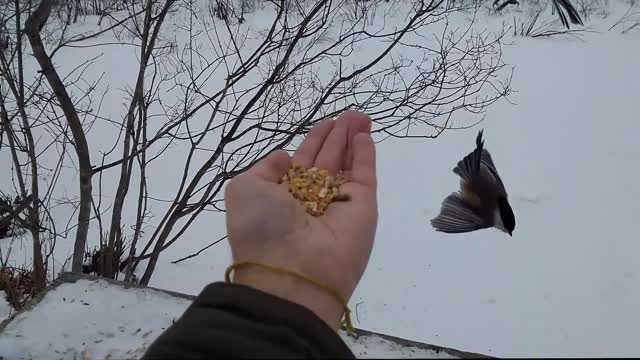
[{"x1": 230, "y1": 263, "x2": 346, "y2": 331}]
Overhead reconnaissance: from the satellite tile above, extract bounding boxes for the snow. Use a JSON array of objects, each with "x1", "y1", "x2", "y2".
[
  {"x1": 341, "y1": 334, "x2": 460, "y2": 359},
  {"x1": 355, "y1": 28, "x2": 640, "y2": 358},
  {"x1": 0, "y1": 277, "x2": 464, "y2": 359},
  {"x1": 0, "y1": 291, "x2": 11, "y2": 322},
  {"x1": 0, "y1": 279, "x2": 191, "y2": 359},
  {"x1": 1, "y1": 0, "x2": 640, "y2": 358}
]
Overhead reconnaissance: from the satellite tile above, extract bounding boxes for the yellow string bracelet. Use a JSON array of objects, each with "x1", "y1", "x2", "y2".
[{"x1": 225, "y1": 261, "x2": 355, "y2": 334}]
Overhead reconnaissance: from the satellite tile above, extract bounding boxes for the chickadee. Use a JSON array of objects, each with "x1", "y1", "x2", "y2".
[{"x1": 431, "y1": 129, "x2": 515, "y2": 236}]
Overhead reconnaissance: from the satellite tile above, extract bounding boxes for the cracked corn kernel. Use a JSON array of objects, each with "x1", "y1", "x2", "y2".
[{"x1": 280, "y1": 163, "x2": 349, "y2": 216}]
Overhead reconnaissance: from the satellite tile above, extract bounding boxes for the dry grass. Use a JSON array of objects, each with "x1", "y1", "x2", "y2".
[
  {"x1": 609, "y1": 1, "x2": 640, "y2": 33},
  {"x1": 0, "y1": 264, "x2": 40, "y2": 312},
  {"x1": 513, "y1": 9, "x2": 593, "y2": 38}
]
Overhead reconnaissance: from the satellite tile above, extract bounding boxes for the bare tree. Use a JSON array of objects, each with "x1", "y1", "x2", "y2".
[
  {"x1": 25, "y1": 0, "x2": 94, "y2": 274},
  {"x1": 0, "y1": 0, "x2": 49, "y2": 292},
  {"x1": 5, "y1": 0, "x2": 512, "y2": 287},
  {"x1": 6, "y1": 0, "x2": 158, "y2": 278},
  {"x1": 121, "y1": 0, "x2": 513, "y2": 285},
  {"x1": 98, "y1": 0, "x2": 177, "y2": 278},
  {"x1": 0, "y1": 0, "x2": 97, "y2": 290}
]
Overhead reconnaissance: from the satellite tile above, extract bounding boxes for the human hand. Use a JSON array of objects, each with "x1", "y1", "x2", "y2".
[{"x1": 224, "y1": 110, "x2": 378, "y2": 330}]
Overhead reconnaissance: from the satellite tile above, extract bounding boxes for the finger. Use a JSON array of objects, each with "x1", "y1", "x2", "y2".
[
  {"x1": 291, "y1": 119, "x2": 334, "y2": 168},
  {"x1": 314, "y1": 120, "x2": 349, "y2": 175},
  {"x1": 247, "y1": 150, "x2": 291, "y2": 183},
  {"x1": 349, "y1": 132, "x2": 376, "y2": 188},
  {"x1": 339, "y1": 111, "x2": 372, "y2": 171}
]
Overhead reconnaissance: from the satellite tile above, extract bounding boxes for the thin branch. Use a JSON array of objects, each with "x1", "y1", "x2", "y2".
[{"x1": 170, "y1": 235, "x2": 228, "y2": 264}]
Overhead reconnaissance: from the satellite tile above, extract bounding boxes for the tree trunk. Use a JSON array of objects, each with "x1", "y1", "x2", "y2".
[{"x1": 25, "y1": 0, "x2": 93, "y2": 274}]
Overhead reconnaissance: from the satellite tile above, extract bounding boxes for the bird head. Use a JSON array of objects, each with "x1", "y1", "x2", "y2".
[{"x1": 497, "y1": 197, "x2": 515, "y2": 236}]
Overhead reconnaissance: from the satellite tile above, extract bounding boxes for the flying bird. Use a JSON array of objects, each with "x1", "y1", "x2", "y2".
[{"x1": 431, "y1": 129, "x2": 515, "y2": 236}]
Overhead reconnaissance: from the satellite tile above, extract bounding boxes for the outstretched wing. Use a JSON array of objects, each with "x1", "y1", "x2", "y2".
[
  {"x1": 453, "y1": 129, "x2": 508, "y2": 196},
  {"x1": 431, "y1": 193, "x2": 486, "y2": 233},
  {"x1": 480, "y1": 149, "x2": 508, "y2": 196},
  {"x1": 453, "y1": 130, "x2": 485, "y2": 183}
]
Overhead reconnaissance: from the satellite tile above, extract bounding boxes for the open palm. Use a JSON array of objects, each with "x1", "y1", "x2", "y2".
[{"x1": 224, "y1": 111, "x2": 378, "y2": 328}]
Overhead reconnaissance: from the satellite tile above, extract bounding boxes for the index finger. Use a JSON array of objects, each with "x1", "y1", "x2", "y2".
[
  {"x1": 291, "y1": 119, "x2": 335, "y2": 167},
  {"x1": 246, "y1": 150, "x2": 291, "y2": 183}
]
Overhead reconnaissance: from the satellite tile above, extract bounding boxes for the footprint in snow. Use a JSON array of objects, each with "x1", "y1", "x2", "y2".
[{"x1": 511, "y1": 193, "x2": 549, "y2": 206}]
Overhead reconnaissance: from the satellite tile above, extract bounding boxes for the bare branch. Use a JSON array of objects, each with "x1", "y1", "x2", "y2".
[{"x1": 170, "y1": 235, "x2": 227, "y2": 264}]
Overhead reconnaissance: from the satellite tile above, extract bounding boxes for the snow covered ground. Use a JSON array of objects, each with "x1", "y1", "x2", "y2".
[
  {"x1": 356, "y1": 29, "x2": 640, "y2": 357},
  {"x1": 0, "y1": 276, "x2": 470, "y2": 359},
  {"x1": 1, "y1": 0, "x2": 640, "y2": 358},
  {"x1": 0, "y1": 279, "x2": 189, "y2": 359}
]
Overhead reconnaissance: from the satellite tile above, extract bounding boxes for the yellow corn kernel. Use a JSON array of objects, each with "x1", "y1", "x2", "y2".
[{"x1": 280, "y1": 163, "x2": 348, "y2": 216}]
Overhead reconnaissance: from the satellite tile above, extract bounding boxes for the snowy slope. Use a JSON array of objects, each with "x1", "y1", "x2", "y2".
[
  {"x1": 0, "y1": 279, "x2": 189, "y2": 359},
  {"x1": 0, "y1": 277, "x2": 472, "y2": 359},
  {"x1": 0, "y1": 0, "x2": 639, "y2": 358}
]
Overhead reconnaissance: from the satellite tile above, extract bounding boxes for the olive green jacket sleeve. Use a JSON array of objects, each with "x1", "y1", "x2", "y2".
[{"x1": 142, "y1": 282, "x2": 355, "y2": 359}]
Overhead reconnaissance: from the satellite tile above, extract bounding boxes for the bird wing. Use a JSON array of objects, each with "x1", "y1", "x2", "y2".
[
  {"x1": 431, "y1": 193, "x2": 486, "y2": 233},
  {"x1": 453, "y1": 130, "x2": 485, "y2": 183},
  {"x1": 452, "y1": 129, "x2": 508, "y2": 197},
  {"x1": 480, "y1": 149, "x2": 508, "y2": 196}
]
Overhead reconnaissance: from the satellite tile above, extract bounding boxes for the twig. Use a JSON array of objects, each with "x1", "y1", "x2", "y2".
[
  {"x1": 608, "y1": 4, "x2": 636, "y2": 31},
  {"x1": 170, "y1": 235, "x2": 228, "y2": 264},
  {"x1": 355, "y1": 300, "x2": 364, "y2": 324},
  {"x1": 530, "y1": 27, "x2": 594, "y2": 39}
]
